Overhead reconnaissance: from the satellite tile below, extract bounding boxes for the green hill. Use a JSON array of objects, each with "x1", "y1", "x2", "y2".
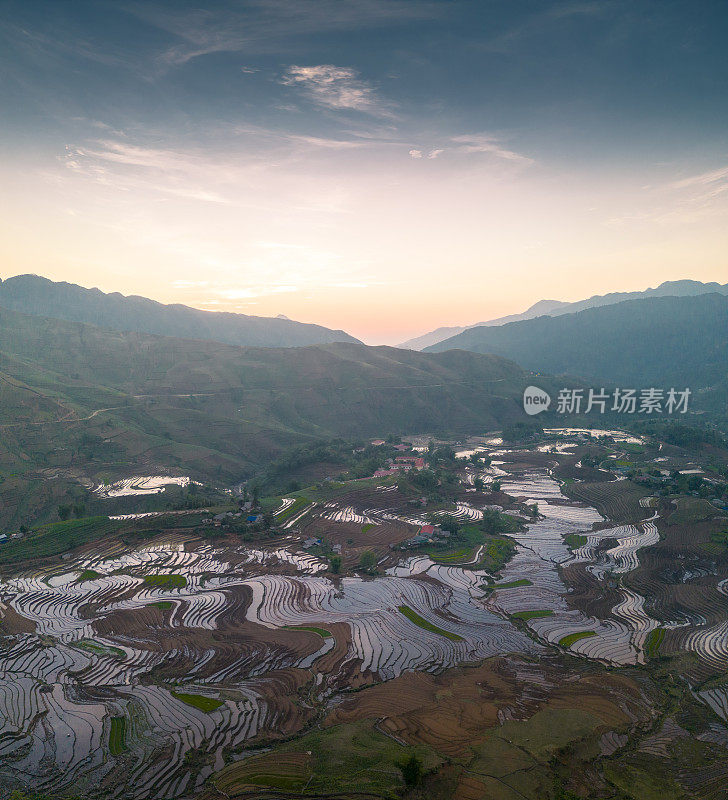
[
  {"x1": 426, "y1": 294, "x2": 728, "y2": 397},
  {"x1": 0, "y1": 274, "x2": 359, "y2": 348},
  {"x1": 0, "y1": 306, "x2": 538, "y2": 529}
]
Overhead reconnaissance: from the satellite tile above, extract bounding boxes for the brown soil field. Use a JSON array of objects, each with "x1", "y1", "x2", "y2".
[
  {"x1": 323, "y1": 655, "x2": 646, "y2": 762},
  {"x1": 564, "y1": 479, "x2": 652, "y2": 524}
]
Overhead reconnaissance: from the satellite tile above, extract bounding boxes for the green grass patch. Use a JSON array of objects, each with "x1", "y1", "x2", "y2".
[
  {"x1": 150, "y1": 600, "x2": 174, "y2": 610},
  {"x1": 77, "y1": 569, "x2": 102, "y2": 582},
  {"x1": 109, "y1": 716, "x2": 127, "y2": 755},
  {"x1": 565, "y1": 533, "x2": 588, "y2": 549},
  {"x1": 0, "y1": 516, "x2": 121, "y2": 564},
  {"x1": 361, "y1": 522, "x2": 375, "y2": 534},
  {"x1": 283, "y1": 625, "x2": 332, "y2": 638},
  {"x1": 143, "y1": 574, "x2": 187, "y2": 589},
  {"x1": 171, "y1": 691, "x2": 223, "y2": 712},
  {"x1": 511, "y1": 609, "x2": 554, "y2": 621},
  {"x1": 429, "y1": 547, "x2": 472, "y2": 564},
  {"x1": 398, "y1": 605, "x2": 463, "y2": 641},
  {"x1": 559, "y1": 630, "x2": 597, "y2": 647},
  {"x1": 274, "y1": 496, "x2": 310, "y2": 522},
  {"x1": 215, "y1": 721, "x2": 438, "y2": 798},
  {"x1": 74, "y1": 639, "x2": 126, "y2": 659},
  {"x1": 644, "y1": 627, "x2": 665, "y2": 658}
]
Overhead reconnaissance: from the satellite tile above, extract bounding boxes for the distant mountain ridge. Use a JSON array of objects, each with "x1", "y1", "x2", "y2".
[
  {"x1": 425, "y1": 293, "x2": 728, "y2": 410},
  {"x1": 0, "y1": 274, "x2": 359, "y2": 348},
  {"x1": 400, "y1": 280, "x2": 728, "y2": 350}
]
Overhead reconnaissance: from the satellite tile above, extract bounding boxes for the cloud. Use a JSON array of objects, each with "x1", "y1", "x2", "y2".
[
  {"x1": 669, "y1": 165, "x2": 728, "y2": 200},
  {"x1": 282, "y1": 65, "x2": 388, "y2": 115},
  {"x1": 126, "y1": 1, "x2": 439, "y2": 68},
  {"x1": 409, "y1": 149, "x2": 423, "y2": 158},
  {"x1": 450, "y1": 134, "x2": 533, "y2": 164},
  {"x1": 427, "y1": 149, "x2": 443, "y2": 159}
]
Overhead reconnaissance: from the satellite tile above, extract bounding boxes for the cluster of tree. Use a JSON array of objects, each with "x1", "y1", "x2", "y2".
[
  {"x1": 257, "y1": 437, "x2": 417, "y2": 491},
  {"x1": 358, "y1": 549, "x2": 378, "y2": 573},
  {"x1": 630, "y1": 420, "x2": 728, "y2": 450},
  {"x1": 57, "y1": 503, "x2": 86, "y2": 521},
  {"x1": 397, "y1": 469, "x2": 453, "y2": 504},
  {"x1": 203, "y1": 513, "x2": 277, "y2": 542},
  {"x1": 627, "y1": 468, "x2": 728, "y2": 501},
  {"x1": 501, "y1": 421, "x2": 544, "y2": 443}
]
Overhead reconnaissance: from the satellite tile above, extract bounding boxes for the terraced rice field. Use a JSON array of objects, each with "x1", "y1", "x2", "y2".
[{"x1": 1, "y1": 437, "x2": 726, "y2": 798}]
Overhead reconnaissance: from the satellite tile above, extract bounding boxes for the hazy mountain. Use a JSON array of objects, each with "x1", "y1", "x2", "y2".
[
  {"x1": 401, "y1": 280, "x2": 728, "y2": 350},
  {"x1": 0, "y1": 274, "x2": 359, "y2": 348},
  {"x1": 426, "y1": 293, "x2": 728, "y2": 400},
  {"x1": 0, "y1": 304, "x2": 544, "y2": 527}
]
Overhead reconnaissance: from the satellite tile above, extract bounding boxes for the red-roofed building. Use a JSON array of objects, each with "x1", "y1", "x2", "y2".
[
  {"x1": 395, "y1": 456, "x2": 426, "y2": 470},
  {"x1": 419, "y1": 524, "x2": 435, "y2": 536}
]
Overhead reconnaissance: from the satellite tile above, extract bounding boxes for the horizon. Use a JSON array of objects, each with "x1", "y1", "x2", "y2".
[
  {"x1": 0, "y1": 269, "x2": 725, "y2": 346},
  {"x1": 2, "y1": 0, "x2": 727, "y2": 344}
]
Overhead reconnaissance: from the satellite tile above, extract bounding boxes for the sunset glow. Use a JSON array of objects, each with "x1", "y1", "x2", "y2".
[{"x1": 1, "y1": 1, "x2": 727, "y2": 343}]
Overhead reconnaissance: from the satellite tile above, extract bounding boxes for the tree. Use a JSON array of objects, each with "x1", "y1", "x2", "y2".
[
  {"x1": 329, "y1": 554, "x2": 342, "y2": 574},
  {"x1": 358, "y1": 549, "x2": 377, "y2": 573},
  {"x1": 399, "y1": 753, "x2": 422, "y2": 787},
  {"x1": 473, "y1": 477, "x2": 485, "y2": 492},
  {"x1": 252, "y1": 485, "x2": 260, "y2": 507},
  {"x1": 439, "y1": 516, "x2": 460, "y2": 535},
  {"x1": 491, "y1": 480, "x2": 502, "y2": 492},
  {"x1": 58, "y1": 504, "x2": 72, "y2": 521}
]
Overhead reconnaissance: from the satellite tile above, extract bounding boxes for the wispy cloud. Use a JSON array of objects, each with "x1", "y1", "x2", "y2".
[
  {"x1": 607, "y1": 162, "x2": 728, "y2": 227},
  {"x1": 282, "y1": 64, "x2": 389, "y2": 115},
  {"x1": 669, "y1": 165, "x2": 728, "y2": 201},
  {"x1": 407, "y1": 138, "x2": 531, "y2": 164},
  {"x1": 127, "y1": 0, "x2": 439, "y2": 69},
  {"x1": 450, "y1": 134, "x2": 534, "y2": 164}
]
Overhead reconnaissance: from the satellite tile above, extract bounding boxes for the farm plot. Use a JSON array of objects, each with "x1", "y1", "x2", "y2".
[
  {"x1": 2, "y1": 443, "x2": 727, "y2": 796},
  {"x1": 0, "y1": 541, "x2": 333, "y2": 796},
  {"x1": 244, "y1": 572, "x2": 537, "y2": 678},
  {"x1": 95, "y1": 475, "x2": 197, "y2": 498}
]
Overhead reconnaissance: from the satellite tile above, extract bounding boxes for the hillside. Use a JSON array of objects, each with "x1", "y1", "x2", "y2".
[
  {"x1": 401, "y1": 279, "x2": 728, "y2": 350},
  {"x1": 426, "y1": 293, "x2": 728, "y2": 397},
  {"x1": 0, "y1": 274, "x2": 359, "y2": 348},
  {"x1": 0, "y1": 306, "x2": 537, "y2": 528}
]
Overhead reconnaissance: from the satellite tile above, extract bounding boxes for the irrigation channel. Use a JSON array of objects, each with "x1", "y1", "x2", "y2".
[{"x1": 0, "y1": 443, "x2": 726, "y2": 797}]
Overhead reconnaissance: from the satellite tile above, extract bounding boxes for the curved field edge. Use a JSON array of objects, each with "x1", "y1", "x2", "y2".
[{"x1": 398, "y1": 605, "x2": 464, "y2": 641}]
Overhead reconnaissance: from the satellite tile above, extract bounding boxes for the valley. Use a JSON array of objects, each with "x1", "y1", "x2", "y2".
[{"x1": 2, "y1": 429, "x2": 727, "y2": 799}]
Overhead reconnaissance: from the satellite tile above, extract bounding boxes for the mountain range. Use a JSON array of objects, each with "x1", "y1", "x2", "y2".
[
  {"x1": 0, "y1": 274, "x2": 359, "y2": 348},
  {"x1": 425, "y1": 293, "x2": 728, "y2": 411},
  {"x1": 401, "y1": 279, "x2": 728, "y2": 350}
]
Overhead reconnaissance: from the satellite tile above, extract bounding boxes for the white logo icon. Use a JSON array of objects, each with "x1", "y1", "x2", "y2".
[{"x1": 523, "y1": 385, "x2": 551, "y2": 415}]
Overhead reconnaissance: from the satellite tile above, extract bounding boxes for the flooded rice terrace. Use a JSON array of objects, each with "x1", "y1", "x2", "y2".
[{"x1": 0, "y1": 437, "x2": 719, "y2": 797}]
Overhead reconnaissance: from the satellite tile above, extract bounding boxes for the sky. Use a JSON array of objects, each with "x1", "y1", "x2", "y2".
[{"x1": 1, "y1": 0, "x2": 727, "y2": 344}]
